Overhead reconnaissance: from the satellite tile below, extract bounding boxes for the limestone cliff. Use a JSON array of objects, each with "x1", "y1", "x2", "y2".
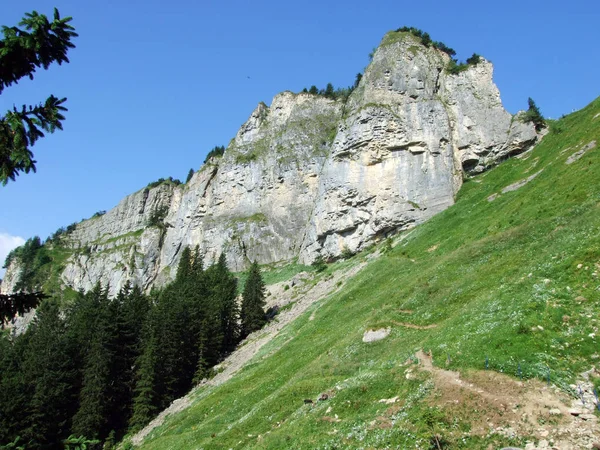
[{"x1": 1, "y1": 30, "x2": 541, "y2": 297}]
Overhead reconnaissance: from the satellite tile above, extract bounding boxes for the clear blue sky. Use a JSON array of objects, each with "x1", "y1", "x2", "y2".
[{"x1": 1, "y1": 0, "x2": 598, "y2": 272}]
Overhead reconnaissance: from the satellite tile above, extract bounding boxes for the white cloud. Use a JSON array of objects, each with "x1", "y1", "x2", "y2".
[{"x1": 0, "y1": 233, "x2": 26, "y2": 279}]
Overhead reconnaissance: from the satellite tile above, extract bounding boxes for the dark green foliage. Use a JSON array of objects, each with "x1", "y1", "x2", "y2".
[
  {"x1": 206, "y1": 253, "x2": 239, "y2": 356},
  {"x1": 354, "y1": 73, "x2": 363, "y2": 89},
  {"x1": 20, "y1": 300, "x2": 79, "y2": 449},
  {"x1": 0, "y1": 8, "x2": 77, "y2": 185},
  {"x1": 146, "y1": 176, "x2": 181, "y2": 189},
  {"x1": 241, "y1": 261, "x2": 267, "y2": 338},
  {"x1": 91, "y1": 210, "x2": 105, "y2": 218},
  {"x1": 395, "y1": 27, "x2": 456, "y2": 57},
  {"x1": 341, "y1": 246, "x2": 355, "y2": 259},
  {"x1": 311, "y1": 255, "x2": 327, "y2": 272},
  {"x1": 324, "y1": 83, "x2": 335, "y2": 99},
  {"x1": 3, "y1": 236, "x2": 52, "y2": 292},
  {"x1": 147, "y1": 206, "x2": 168, "y2": 228},
  {"x1": 203, "y1": 145, "x2": 225, "y2": 164},
  {"x1": 130, "y1": 248, "x2": 240, "y2": 431},
  {"x1": 521, "y1": 97, "x2": 546, "y2": 132},
  {"x1": 62, "y1": 435, "x2": 100, "y2": 450},
  {"x1": 129, "y1": 333, "x2": 158, "y2": 432},
  {"x1": 0, "y1": 246, "x2": 247, "y2": 447},
  {"x1": 185, "y1": 168, "x2": 194, "y2": 183},
  {"x1": 446, "y1": 52, "x2": 482, "y2": 75},
  {"x1": 303, "y1": 82, "x2": 355, "y2": 102},
  {"x1": 466, "y1": 53, "x2": 481, "y2": 65},
  {"x1": 0, "y1": 291, "x2": 46, "y2": 327}
]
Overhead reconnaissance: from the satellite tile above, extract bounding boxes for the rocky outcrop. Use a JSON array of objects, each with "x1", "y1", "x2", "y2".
[{"x1": 0, "y1": 30, "x2": 542, "y2": 297}]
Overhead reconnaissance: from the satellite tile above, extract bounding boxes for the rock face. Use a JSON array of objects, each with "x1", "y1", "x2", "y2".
[{"x1": 1, "y1": 30, "x2": 541, "y2": 297}]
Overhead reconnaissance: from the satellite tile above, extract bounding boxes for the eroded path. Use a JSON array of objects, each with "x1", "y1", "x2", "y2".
[
  {"x1": 413, "y1": 350, "x2": 600, "y2": 450},
  {"x1": 131, "y1": 262, "x2": 367, "y2": 446}
]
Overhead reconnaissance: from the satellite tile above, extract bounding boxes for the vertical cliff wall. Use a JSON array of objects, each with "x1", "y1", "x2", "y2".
[{"x1": 1, "y1": 30, "x2": 541, "y2": 297}]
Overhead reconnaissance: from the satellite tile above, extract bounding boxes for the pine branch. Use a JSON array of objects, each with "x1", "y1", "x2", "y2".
[
  {"x1": 0, "y1": 95, "x2": 68, "y2": 184},
  {"x1": 0, "y1": 8, "x2": 77, "y2": 94}
]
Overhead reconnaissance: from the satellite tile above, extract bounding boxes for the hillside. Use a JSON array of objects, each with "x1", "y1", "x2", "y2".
[{"x1": 131, "y1": 98, "x2": 600, "y2": 449}]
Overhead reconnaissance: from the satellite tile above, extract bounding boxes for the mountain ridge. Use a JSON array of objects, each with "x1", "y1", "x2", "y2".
[{"x1": 2, "y1": 29, "x2": 541, "y2": 297}]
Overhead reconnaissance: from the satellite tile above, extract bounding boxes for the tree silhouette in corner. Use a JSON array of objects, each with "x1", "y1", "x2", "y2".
[{"x1": 0, "y1": 8, "x2": 77, "y2": 185}]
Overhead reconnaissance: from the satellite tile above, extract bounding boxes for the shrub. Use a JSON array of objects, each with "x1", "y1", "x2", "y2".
[
  {"x1": 311, "y1": 255, "x2": 327, "y2": 273},
  {"x1": 521, "y1": 97, "x2": 546, "y2": 132},
  {"x1": 147, "y1": 176, "x2": 181, "y2": 189},
  {"x1": 395, "y1": 26, "x2": 456, "y2": 57},
  {"x1": 466, "y1": 53, "x2": 481, "y2": 65},
  {"x1": 186, "y1": 168, "x2": 194, "y2": 183},
  {"x1": 148, "y1": 206, "x2": 168, "y2": 228},
  {"x1": 447, "y1": 53, "x2": 482, "y2": 75},
  {"x1": 204, "y1": 145, "x2": 225, "y2": 164},
  {"x1": 341, "y1": 246, "x2": 355, "y2": 259}
]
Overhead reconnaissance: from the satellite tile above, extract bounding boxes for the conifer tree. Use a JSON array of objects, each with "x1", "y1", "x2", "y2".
[
  {"x1": 176, "y1": 246, "x2": 193, "y2": 282},
  {"x1": 241, "y1": 261, "x2": 267, "y2": 338},
  {"x1": 324, "y1": 83, "x2": 335, "y2": 99},
  {"x1": 129, "y1": 331, "x2": 159, "y2": 432},
  {"x1": 522, "y1": 97, "x2": 546, "y2": 131},
  {"x1": 206, "y1": 253, "x2": 239, "y2": 356},
  {"x1": 0, "y1": 326, "x2": 33, "y2": 445},
  {"x1": 185, "y1": 168, "x2": 194, "y2": 183},
  {"x1": 71, "y1": 285, "x2": 117, "y2": 441},
  {"x1": 20, "y1": 299, "x2": 79, "y2": 449},
  {"x1": 0, "y1": 8, "x2": 77, "y2": 185}
]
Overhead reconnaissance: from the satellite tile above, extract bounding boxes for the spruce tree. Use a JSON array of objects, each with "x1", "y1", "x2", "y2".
[
  {"x1": 185, "y1": 168, "x2": 194, "y2": 183},
  {"x1": 241, "y1": 261, "x2": 267, "y2": 338},
  {"x1": 522, "y1": 97, "x2": 546, "y2": 131},
  {"x1": 20, "y1": 299, "x2": 79, "y2": 449},
  {"x1": 0, "y1": 8, "x2": 77, "y2": 185},
  {"x1": 129, "y1": 331, "x2": 159, "y2": 432},
  {"x1": 71, "y1": 285, "x2": 117, "y2": 441},
  {"x1": 206, "y1": 253, "x2": 239, "y2": 356},
  {"x1": 0, "y1": 328, "x2": 33, "y2": 445}
]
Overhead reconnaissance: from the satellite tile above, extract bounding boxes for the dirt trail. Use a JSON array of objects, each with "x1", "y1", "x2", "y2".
[
  {"x1": 392, "y1": 321, "x2": 437, "y2": 330},
  {"x1": 412, "y1": 350, "x2": 600, "y2": 450},
  {"x1": 130, "y1": 262, "x2": 367, "y2": 446}
]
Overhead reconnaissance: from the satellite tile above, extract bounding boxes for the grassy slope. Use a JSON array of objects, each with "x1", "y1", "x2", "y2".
[{"x1": 138, "y1": 99, "x2": 600, "y2": 449}]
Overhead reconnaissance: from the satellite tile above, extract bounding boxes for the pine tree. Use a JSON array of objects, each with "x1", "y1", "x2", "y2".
[
  {"x1": 324, "y1": 83, "x2": 335, "y2": 99},
  {"x1": 522, "y1": 97, "x2": 546, "y2": 132},
  {"x1": 107, "y1": 283, "x2": 150, "y2": 438},
  {"x1": 129, "y1": 331, "x2": 159, "y2": 432},
  {"x1": 206, "y1": 254, "x2": 239, "y2": 356},
  {"x1": 0, "y1": 8, "x2": 77, "y2": 185},
  {"x1": 176, "y1": 247, "x2": 193, "y2": 282},
  {"x1": 185, "y1": 168, "x2": 194, "y2": 183},
  {"x1": 0, "y1": 329, "x2": 33, "y2": 445},
  {"x1": 353, "y1": 73, "x2": 363, "y2": 89},
  {"x1": 20, "y1": 299, "x2": 79, "y2": 449},
  {"x1": 71, "y1": 285, "x2": 117, "y2": 441},
  {"x1": 241, "y1": 261, "x2": 267, "y2": 338}
]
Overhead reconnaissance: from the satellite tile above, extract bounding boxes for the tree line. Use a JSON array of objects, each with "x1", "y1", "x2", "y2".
[{"x1": 0, "y1": 248, "x2": 268, "y2": 449}]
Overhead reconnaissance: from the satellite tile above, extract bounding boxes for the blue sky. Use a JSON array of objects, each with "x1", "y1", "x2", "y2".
[{"x1": 1, "y1": 0, "x2": 599, "y2": 273}]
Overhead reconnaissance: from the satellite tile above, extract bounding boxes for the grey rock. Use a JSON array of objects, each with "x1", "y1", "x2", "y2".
[
  {"x1": 566, "y1": 140, "x2": 596, "y2": 164},
  {"x1": 0, "y1": 31, "x2": 543, "y2": 297},
  {"x1": 363, "y1": 328, "x2": 391, "y2": 343}
]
